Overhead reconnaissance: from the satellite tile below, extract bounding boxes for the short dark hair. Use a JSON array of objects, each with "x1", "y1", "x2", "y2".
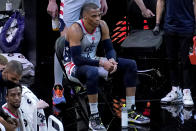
[
  {"x1": 5, "y1": 60, "x2": 23, "y2": 76},
  {"x1": 5, "y1": 80, "x2": 22, "y2": 95},
  {"x1": 80, "y1": 3, "x2": 99, "y2": 18}
]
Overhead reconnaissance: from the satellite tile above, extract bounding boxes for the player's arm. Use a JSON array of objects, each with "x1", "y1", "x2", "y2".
[
  {"x1": 100, "y1": 20, "x2": 117, "y2": 61},
  {"x1": 69, "y1": 23, "x2": 100, "y2": 66},
  {"x1": 156, "y1": 0, "x2": 165, "y2": 25},
  {"x1": 0, "y1": 116, "x2": 17, "y2": 131},
  {"x1": 100, "y1": 20, "x2": 117, "y2": 73}
]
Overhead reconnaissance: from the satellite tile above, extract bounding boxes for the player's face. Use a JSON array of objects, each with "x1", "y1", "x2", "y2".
[
  {"x1": 6, "y1": 86, "x2": 22, "y2": 109},
  {"x1": 86, "y1": 8, "x2": 101, "y2": 27},
  {"x1": 3, "y1": 70, "x2": 21, "y2": 84}
]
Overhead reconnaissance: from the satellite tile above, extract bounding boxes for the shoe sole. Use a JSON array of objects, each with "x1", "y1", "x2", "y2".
[
  {"x1": 161, "y1": 99, "x2": 183, "y2": 104},
  {"x1": 89, "y1": 129, "x2": 107, "y2": 131},
  {"x1": 183, "y1": 103, "x2": 194, "y2": 107},
  {"x1": 128, "y1": 119, "x2": 150, "y2": 124},
  {"x1": 89, "y1": 124, "x2": 107, "y2": 131},
  {"x1": 89, "y1": 128, "x2": 107, "y2": 131}
]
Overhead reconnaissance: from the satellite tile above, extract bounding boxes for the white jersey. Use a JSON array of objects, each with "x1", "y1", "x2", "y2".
[
  {"x1": 2, "y1": 104, "x2": 32, "y2": 131},
  {"x1": 2, "y1": 86, "x2": 48, "y2": 131},
  {"x1": 75, "y1": 19, "x2": 101, "y2": 60}
]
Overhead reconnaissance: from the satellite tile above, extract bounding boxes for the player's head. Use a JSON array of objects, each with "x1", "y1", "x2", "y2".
[
  {"x1": 5, "y1": 81, "x2": 22, "y2": 109},
  {"x1": 81, "y1": 3, "x2": 101, "y2": 27},
  {"x1": 2, "y1": 60, "x2": 23, "y2": 83}
]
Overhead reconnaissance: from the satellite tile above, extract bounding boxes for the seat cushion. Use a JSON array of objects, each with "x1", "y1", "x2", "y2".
[{"x1": 121, "y1": 30, "x2": 163, "y2": 56}]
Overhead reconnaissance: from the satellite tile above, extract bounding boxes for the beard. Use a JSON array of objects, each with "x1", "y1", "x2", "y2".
[{"x1": 11, "y1": 102, "x2": 20, "y2": 109}]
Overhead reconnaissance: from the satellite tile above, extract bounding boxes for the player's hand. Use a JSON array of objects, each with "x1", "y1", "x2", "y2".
[
  {"x1": 142, "y1": 9, "x2": 155, "y2": 18},
  {"x1": 153, "y1": 24, "x2": 160, "y2": 36},
  {"x1": 109, "y1": 58, "x2": 118, "y2": 74},
  {"x1": 99, "y1": 59, "x2": 114, "y2": 72},
  {"x1": 110, "y1": 64, "x2": 117, "y2": 74},
  {"x1": 100, "y1": 0, "x2": 108, "y2": 16},
  {"x1": 47, "y1": 0, "x2": 58, "y2": 18},
  {"x1": 109, "y1": 58, "x2": 118, "y2": 65},
  {"x1": 6, "y1": 117, "x2": 18, "y2": 128}
]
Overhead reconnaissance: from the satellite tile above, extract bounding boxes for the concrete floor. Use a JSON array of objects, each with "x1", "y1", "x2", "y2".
[{"x1": 0, "y1": 0, "x2": 21, "y2": 11}]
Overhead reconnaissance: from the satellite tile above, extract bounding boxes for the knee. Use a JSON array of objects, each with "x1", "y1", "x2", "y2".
[
  {"x1": 86, "y1": 67, "x2": 99, "y2": 81},
  {"x1": 86, "y1": 67, "x2": 99, "y2": 94},
  {"x1": 127, "y1": 59, "x2": 137, "y2": 72}
]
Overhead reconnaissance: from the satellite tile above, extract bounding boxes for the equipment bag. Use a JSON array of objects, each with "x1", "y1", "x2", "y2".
[
  {"x1": 0, "y1": 11, "x2": 24, "y2": 53},
  {"x1": 189, "y1": 36, "x2": 196, "y2": 65}
]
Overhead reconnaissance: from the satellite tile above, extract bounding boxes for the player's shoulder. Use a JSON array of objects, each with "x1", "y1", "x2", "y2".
[
  {"x1": 68, "y1": 22, "x2": 83, "y2": 35},
  {"x1": 70, "y1": 22, "x2": 82, "y2": 30}
]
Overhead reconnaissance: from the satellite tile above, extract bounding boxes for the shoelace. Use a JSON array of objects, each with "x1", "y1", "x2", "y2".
[
  {"x1": 90, "y1": 116, "x2": 104, "y2": 129},
  {"x1": 94, "y1": 117, "x2": 102, "y2": 125},
  {"x1": 129, "y1": 111, "x2": 144, "y2": 120},
  {"x1": 183, "y1": 94, "x2": 192, "y2": 100},
  {"x1": 166, "y1": 90, "x2": 177, "y2": 98}
]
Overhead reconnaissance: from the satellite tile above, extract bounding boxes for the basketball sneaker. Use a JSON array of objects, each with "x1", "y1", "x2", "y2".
[
  {"x1": 161, "y1": 86, "x2": 182, "y2": 104},
  {"x1": 183, "y1": 89, "x2": 194, "y2": 107},
  {"x1": 128, "y1": 105, "x2": 150, "y2": 124},
  {"x1": 89, "y1": 113, "x2": 106, "y2": 131},
  {"x1": 52, "y1": 84, "x2": 66, "y2": 105}
]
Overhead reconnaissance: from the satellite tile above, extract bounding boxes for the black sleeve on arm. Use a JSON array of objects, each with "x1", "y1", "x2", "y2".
[
  {"x1": 70, "y1": 45, "x2": 99, "y2": 66},
  {"x1": 102, "y1": 39, "x2": 116, "y2": 60}
]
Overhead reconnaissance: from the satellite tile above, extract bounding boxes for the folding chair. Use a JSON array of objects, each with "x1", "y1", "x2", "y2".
[{"x1": 55, "y1": 36, "x2": 89, "y2": 124}]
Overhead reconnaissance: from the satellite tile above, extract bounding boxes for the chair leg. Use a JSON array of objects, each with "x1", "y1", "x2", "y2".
[
  {"x1": 98, "y1": 88, "x2": 116, "y2": 117},
  {"x1": 76, "y1": 94, "x2": 89, "y2": 125}
]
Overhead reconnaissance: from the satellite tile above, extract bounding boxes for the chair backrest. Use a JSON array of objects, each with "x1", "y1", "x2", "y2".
[
  {"x1": 48, "y1": 115, "x2": 64, "y2": 131},
  {"x1": 55, "y1": 36, "x2": 69, "y2": 76},
  {"x1": 0, "y1": 123, "x2": 5, "y2": 131},
  {"x1": 121, "y1": 30, "x2": 163, "y2": 57}
]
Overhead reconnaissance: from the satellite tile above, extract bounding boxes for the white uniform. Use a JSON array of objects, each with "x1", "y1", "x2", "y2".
[
  {"x1": 2, "y1": 86, "x2": 48, "y2": 131},
  {"x1": 54, "y1": 0, "x2": 101, "y2": 86},
  {"x1": 64, "y1": 19, "x2": 108, "y2": 83},
  {"x1": 75, "y1": 19, "x2": 101, "y2": 59},
  {"x1": 2, "y1": 104, "x2": 32, "y2": 131}
]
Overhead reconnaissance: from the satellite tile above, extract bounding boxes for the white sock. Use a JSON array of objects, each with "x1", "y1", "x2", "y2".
[
  {"x1": 126, "y1": 96, "x2": 135, "y2": 110},
  {"x1": 89, "y1": 103, "x2": 98, "y2": 115}
]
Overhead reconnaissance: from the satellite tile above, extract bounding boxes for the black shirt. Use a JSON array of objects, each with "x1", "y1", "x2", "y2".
[{"x1": 164, "y1": 0, "x2": 194, "y2": 34}]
